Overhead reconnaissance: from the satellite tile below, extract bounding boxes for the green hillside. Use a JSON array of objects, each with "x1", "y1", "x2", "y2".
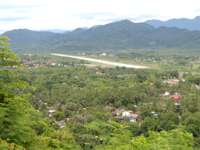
[{"x1": 3, "y1": 20, "x2": 200, "y2": 54}]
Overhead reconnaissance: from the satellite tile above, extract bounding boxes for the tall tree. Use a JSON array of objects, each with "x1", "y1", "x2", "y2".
[{"x1": 0, "y1": 36, "x2": 36, "y2": 147}]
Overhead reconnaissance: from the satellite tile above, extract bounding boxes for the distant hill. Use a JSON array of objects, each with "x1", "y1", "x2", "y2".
[
  {"x1": 3, "y1": 29, "x2": 60, "y2": 52},
  {"x1": 3, "y1": 20, "x2": 200, "y2": 53},
  {"x1": 146, "y1": 16, "x2": 200, "y2": 31}
]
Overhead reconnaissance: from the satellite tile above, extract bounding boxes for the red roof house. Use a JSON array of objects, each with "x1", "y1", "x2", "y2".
[{"x1": 171, "y1": 94, "x2": 181, "y2": 103}]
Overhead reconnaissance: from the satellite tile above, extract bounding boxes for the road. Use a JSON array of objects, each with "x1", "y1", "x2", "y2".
[{"x1": 51, "y1": 53, "x2": 149, "y2": 69}]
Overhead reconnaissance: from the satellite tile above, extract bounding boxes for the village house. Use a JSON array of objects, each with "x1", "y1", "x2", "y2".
[
  {"x1": 195, "y1": 85, "x2": 200, "y2": 90},
  {"x1": 163, "y1": 79, "x2": 180, "y2": 86},
  {"x1": 113, "y1": 109, "x2": 139, "y2": 122},
  {"x1": 151, "y1": 111, "x2": 159, "y2": 117},
  {"x1": 112, "y1": 108, "x2": 125, "y2": 117},
  {"x1": 161, "y1": 91, "x2": 182, "y2": 106},
  {"x1": 48, "y1": 108, "x2": 56, "y2": 117},
  {"x1": 122, "y1": 111, "x2": 139, "y2": 122},
  {"x1": 55, "y1": 120, "x2": 65, "y2": 128},
  {"x1": 162, "y1": 91, "x2": 170, "y2": 97},
  {"x1": 100, "y1": 53, "x2": 107, "y2": 56},
  {"x1": 95, "y1": 71, "x2": 104, "y2": 76},
  {"x1": 170, "y1": 93, "x2": 182, "y2": 105}
]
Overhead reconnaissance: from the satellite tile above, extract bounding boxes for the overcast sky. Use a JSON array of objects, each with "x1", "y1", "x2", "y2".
[{"x1": 0, "y1": 0, "x2": 200, "y2": 32}]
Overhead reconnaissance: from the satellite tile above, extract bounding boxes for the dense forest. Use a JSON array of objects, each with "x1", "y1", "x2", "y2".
[{"x1": 1, "y1": 36, "x2": 200, "y2": 149}]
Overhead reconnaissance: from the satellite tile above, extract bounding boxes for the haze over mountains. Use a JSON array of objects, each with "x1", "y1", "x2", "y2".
[
  {"x1": 2, "y1": 16, "x2": 200, "y2": 53},
  {"x1": 146, "y1": 16, "x2": 200, "y2": 31}
]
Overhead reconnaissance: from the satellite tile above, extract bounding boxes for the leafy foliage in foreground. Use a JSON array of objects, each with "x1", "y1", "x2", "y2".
[{"x1": 96, "y1": 129, "x2": 194, "y2": 150}]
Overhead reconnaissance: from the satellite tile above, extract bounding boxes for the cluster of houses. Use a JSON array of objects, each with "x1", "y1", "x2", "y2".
[
  {"x1": 111, "y1": 93, "x2": 182, "y2": 123},
  {"x1": 22, "y1": 56, "x2": 70, "y2": 68},
  {"x1": 162, "y1": 77, "x2": 184, "y2": 106},
  {"x1": 112, "y1": 109, "x2": 139, "y2": 122},
  {"x1": 112, "y1": 108, "x2": 161, "y2": 123},
  {"x1": 111, "y1": 77, "x2": 185, "y2": 123}
]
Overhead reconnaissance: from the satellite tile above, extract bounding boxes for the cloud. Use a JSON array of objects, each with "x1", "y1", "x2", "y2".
[
  {"x1": 0, "y1": 0, "x2": 200, "y2": 31},
  {"x1": 195, "y1": 9, "x2": 200, "y2": 13},
  {"x1": 76, "y1": 12, "x2": 116, "y2": 20},
  {"x1": 0, "y1": 17, "x2": 29, "y2": 22},
  {"x1": 0, "y1": 4, "x2": 40, "y2": 10}
]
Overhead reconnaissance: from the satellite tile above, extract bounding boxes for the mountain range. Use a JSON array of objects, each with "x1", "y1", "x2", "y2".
[
  {"x1": 2, "y1": 18, "x2": 200, "y2": 53},
  {"x1": 145, "y1": 16, "x2": 200, "y2": 31}
]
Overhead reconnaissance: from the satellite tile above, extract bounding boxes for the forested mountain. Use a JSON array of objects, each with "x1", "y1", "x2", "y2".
[
  {"x1": 146, "y1": 16, "x2": 200, "y2": 31},
  {"x1": 3, "y1": 20, "x2": 200, "y2": 53},
  {"x1": 3, "y1": 29, "x2": 60, "y2": 52}
]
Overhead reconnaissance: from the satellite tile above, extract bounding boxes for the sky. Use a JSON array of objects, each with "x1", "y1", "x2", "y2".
[{"x1": 0, "y1": 0, "x2": 200, "y2": 32}]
